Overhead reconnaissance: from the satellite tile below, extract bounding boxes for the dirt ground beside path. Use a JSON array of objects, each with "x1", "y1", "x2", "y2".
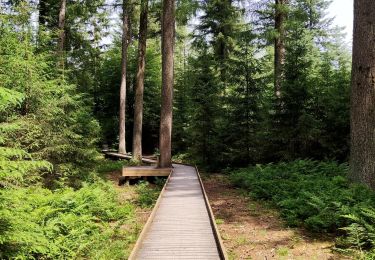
[{"x1": 203, "y1": 174, "x2": 351, "y2": 260}]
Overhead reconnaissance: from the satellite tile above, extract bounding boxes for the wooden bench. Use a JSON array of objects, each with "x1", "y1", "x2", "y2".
[{"x1": 122, "y1": 166, "x2": 172, "y2": 177}]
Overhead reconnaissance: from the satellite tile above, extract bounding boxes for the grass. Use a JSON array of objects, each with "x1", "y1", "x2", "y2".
[
  {"x1": 216, "y1": 218, "x2": 225, "y2": 225},
  {"x1": 235, "y1": 236, "x2": 249, "y2": 246},
  {"x1": 276, "y1": 246, "x2": 290, "y2": 257}
]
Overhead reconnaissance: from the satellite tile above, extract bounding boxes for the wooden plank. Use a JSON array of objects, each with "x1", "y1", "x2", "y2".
[
  {"x1": 127, "y1": 166, "x2": 173, "y2": 260},
  {"x1": 129, "y1": 164, "x2": 223, "y2": 260},
  {"x1": 104, "y1": 152, "x2": 157, "y2": 164},
  {"x1": 195, "y1": 166, "x2": 229, "y2": 260},
  {"x1": 122, "y1": 166, "x2": 171, "y2": 177}
]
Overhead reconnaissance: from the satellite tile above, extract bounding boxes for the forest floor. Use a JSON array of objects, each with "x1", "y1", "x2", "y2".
[
  {"x1": 203, "y1": 174, "x2": 351, "y2": 260},
  {"x1": 106, "y1": 169, "x2": 152, "y2": 222},
  {"x1": 104, "y1": 168, "x2": 154, "y2": 258}
]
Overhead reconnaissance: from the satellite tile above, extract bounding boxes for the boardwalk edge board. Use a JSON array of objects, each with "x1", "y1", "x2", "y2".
[
  {"x1": 102, "y1": 152, "x2": 227, "y2": 260},
  {"x1": 195, "y1": 166, "x2": 229, "y2": 260},
  {"x1": 128, "y1": 164, "x2": 228, "y2": 260},
  {"x1": 128, "y1": 167, "x2": 173, "y2": 260}
]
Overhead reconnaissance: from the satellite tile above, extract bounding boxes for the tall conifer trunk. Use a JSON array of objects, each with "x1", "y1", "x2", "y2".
[
  {"x1": 158, "y1": 0, "x2": 175, "y2": 168},
  {"x1": 57, "y1": 0, "x2": 66, "y2": 69},
  {"x1": 132, "y1": 0, "x2": 148, "y2": 162},
  {"x1": 350, "y1": 0, "x2": 375, "y2": 189},
  {"x1": 118, "y1": 0, "x2": 129, "y2": 154},
  {"x1": 274, "y1": 0, "x2": 287, "y2": 99}
]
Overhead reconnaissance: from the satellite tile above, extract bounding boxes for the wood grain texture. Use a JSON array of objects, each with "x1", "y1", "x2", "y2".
[
  {"x1": 122, "y1": 166, "x2": 171, "y2": 176},
  {"x1": 131, "y1": 164, "x2": 222, "y2": 259}
]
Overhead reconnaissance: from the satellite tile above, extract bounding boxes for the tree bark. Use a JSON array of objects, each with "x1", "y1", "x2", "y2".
[
  {"x1": 350, "y1": 0, "x2": 375, "y2": 189},
  {"x1": 118, "y1": 0, "x2": 129, "y2": 154},
  {"x1": 158, "y1": 0, "x2": 175, "y2": 168},
  {"x1": 274, "y1": 0, "x2": 287, "y2": 99},
  {"x1": 57, "y1": 0, "x2": 66, "y2": 69},
  {"x1": 132, "y1": 0, "x2": 148, "y2": 162}
]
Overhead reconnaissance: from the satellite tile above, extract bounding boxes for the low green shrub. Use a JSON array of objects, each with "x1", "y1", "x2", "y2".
[
  {"x1": 136, "y1": 181, "x2": 163, "y2": 208},
  {"x1": 95, "y1": 159, "x2": 128, "y2": 175},
  {"x1": 230, "y1": 160, "x2": 375, "y2": 254},
  {"x1": 0, "y1": 181, "x2": 135, "y2": 259}
]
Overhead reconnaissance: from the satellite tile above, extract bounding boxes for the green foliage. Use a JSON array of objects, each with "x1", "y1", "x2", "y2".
[
  {"x1": 230, "y1": 160, "x2": 375, "y2": 255},
  {"x1": 267, "y1": 14, "x2": 351, "y2": 161},
  {"x1": 0, "y1": 181, "x2": 135, "y2": 259},
  {"x1": 0, "y1": 0, "x2": 359, "y2": 258},
  {"x1": 171, "y1": 0, "x2": 351, "y2": 169},
  {"x1": 96, "y1": 39, "x2": 161, "y2": 152},
  {"x1": 0, "y1": 5, "x2": 133, "y2": 259},
  {"x1": 136, "y1": 181, "x2": 163, "y2": 208},
  {"x1": 0, "y1": 4, "x2": 100, "y2": 187},
  {"x1": 95, "y1": 159, "x2": 128, "y2": 175},
  {"x1": 0, "y1": 154, "x2": 52, "y2": 187},
  {"x1": 0, "y1": 88, "x2": 23, "y2": 112},
  {"x1": 338, "y1": 208, "x2": 375, "y2": 257}
]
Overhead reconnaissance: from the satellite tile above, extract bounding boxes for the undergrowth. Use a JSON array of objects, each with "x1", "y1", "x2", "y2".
[
  {"x1": 136, "y1": 179, "x2": 165, "y2": 208},
  {"x1": 0, "y1": 157, "x2": 165, "y2": 259},
  {"x1": 0, "y1": 180, "x2": 137, "y2": 259},
  {"x1": 230, "y1": 160, "x2": 375, "y2": 257}
]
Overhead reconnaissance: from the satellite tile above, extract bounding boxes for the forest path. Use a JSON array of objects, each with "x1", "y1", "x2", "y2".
[
  {"x1": 129, "y1": 164, "x2": 226, "y2": 260},
  {"x1": 203, "y1": 174, "x2": 351, "y2": 260}
]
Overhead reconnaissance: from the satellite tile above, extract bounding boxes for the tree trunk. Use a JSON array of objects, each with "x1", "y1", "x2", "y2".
[
  {"x1": 132, "y1": 0, "x2": 148, "y2": 162},
  {"x1": 118, "y1": 0, "x2": 129, "y2": 154},
  {"x1": 274, "y1": 0, "x2": 287, "y2": 99},
  {"x1": 39, "y1": 0, "x2": 47, "y2": 27},
  {"x1": 350, "y1": 0, "x2": 375, "y2": 189},
  {"x1": 57, "y1": 0, "x2": 66, "y2": 69},
  {"x1": 158, "y1": 0, "x2": 175, "y2": 168}
]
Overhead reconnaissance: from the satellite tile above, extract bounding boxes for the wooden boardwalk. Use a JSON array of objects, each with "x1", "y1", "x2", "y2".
[{"x1": 129, "y1": 164, "x2": 226, "y2": 260}]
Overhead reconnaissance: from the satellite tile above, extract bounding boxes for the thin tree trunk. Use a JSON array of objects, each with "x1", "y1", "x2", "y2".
[
  {"x1": 245, "y1": 44, "x2": 251, "y2": 164},
  {"x1": 350, "y1": 0, "x2": 375, "y2": 189},
  {"x1": 118, "y1": 0, "x2": 129, "y2": 154},
  {"x1": 308, "y1": 0, "x2": 313, "y2": 29},
  {"x1": 158, "y1": 0, "x2": 175, "y2": 168},
  {"x1": 274, "y1": 0, "x2": 287, "y2": 99},
  {"x1": 57, "y1": 0, "x2": 66, "y2": 69},
  {"x1": 39, "y1": 0, "x2": 47, "y2": 27},
  {"x1": 132, "y1": 0, "x2": 148, "y2": 162}
]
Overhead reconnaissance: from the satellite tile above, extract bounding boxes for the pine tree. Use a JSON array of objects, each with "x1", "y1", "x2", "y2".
[
  {"x1": 132, "y1": 0, "x2": 149, "y2": 162},
  {"x1": 274, "y1": 0, "x2": 288, "y2": 99},
  {"x1": 159, "y1": 0, "x2": 175, "y2": 168},
  {"x1": 118, "y1": 0, "x2": 129, "y2": 154},
  {"x1": 57, "y1": 0, "x2": 66, "y2": 69},
  {"x1": 350, "y1": 0, "x2": 375, "y2": 189}
]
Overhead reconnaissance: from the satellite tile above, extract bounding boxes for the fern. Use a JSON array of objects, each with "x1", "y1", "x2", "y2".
[
  {"x1": 0, "y1": 182, "x2": 135, "y2": 259},
  {"x1": 230, "y1": 160, "x2": 375, "y2": 254},
  {"x1": 0, "y1": 87, "x2": 24, "y2": 112}
]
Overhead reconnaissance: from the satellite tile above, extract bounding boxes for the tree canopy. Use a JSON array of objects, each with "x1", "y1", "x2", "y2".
[{"x1": 1, "y1": 0, "x2": 375, "y2": 258}]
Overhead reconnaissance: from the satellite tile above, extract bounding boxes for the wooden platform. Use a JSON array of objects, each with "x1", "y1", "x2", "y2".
[
  {"x1": 129, "y1": 164, "x2": 227, "y2": 260},
  {"x1": 122, "y1": 166, "x2": 171, "y2": 177},
  {"x1": 104, "y1": 151, "x2": 158, "y2": 164}
]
